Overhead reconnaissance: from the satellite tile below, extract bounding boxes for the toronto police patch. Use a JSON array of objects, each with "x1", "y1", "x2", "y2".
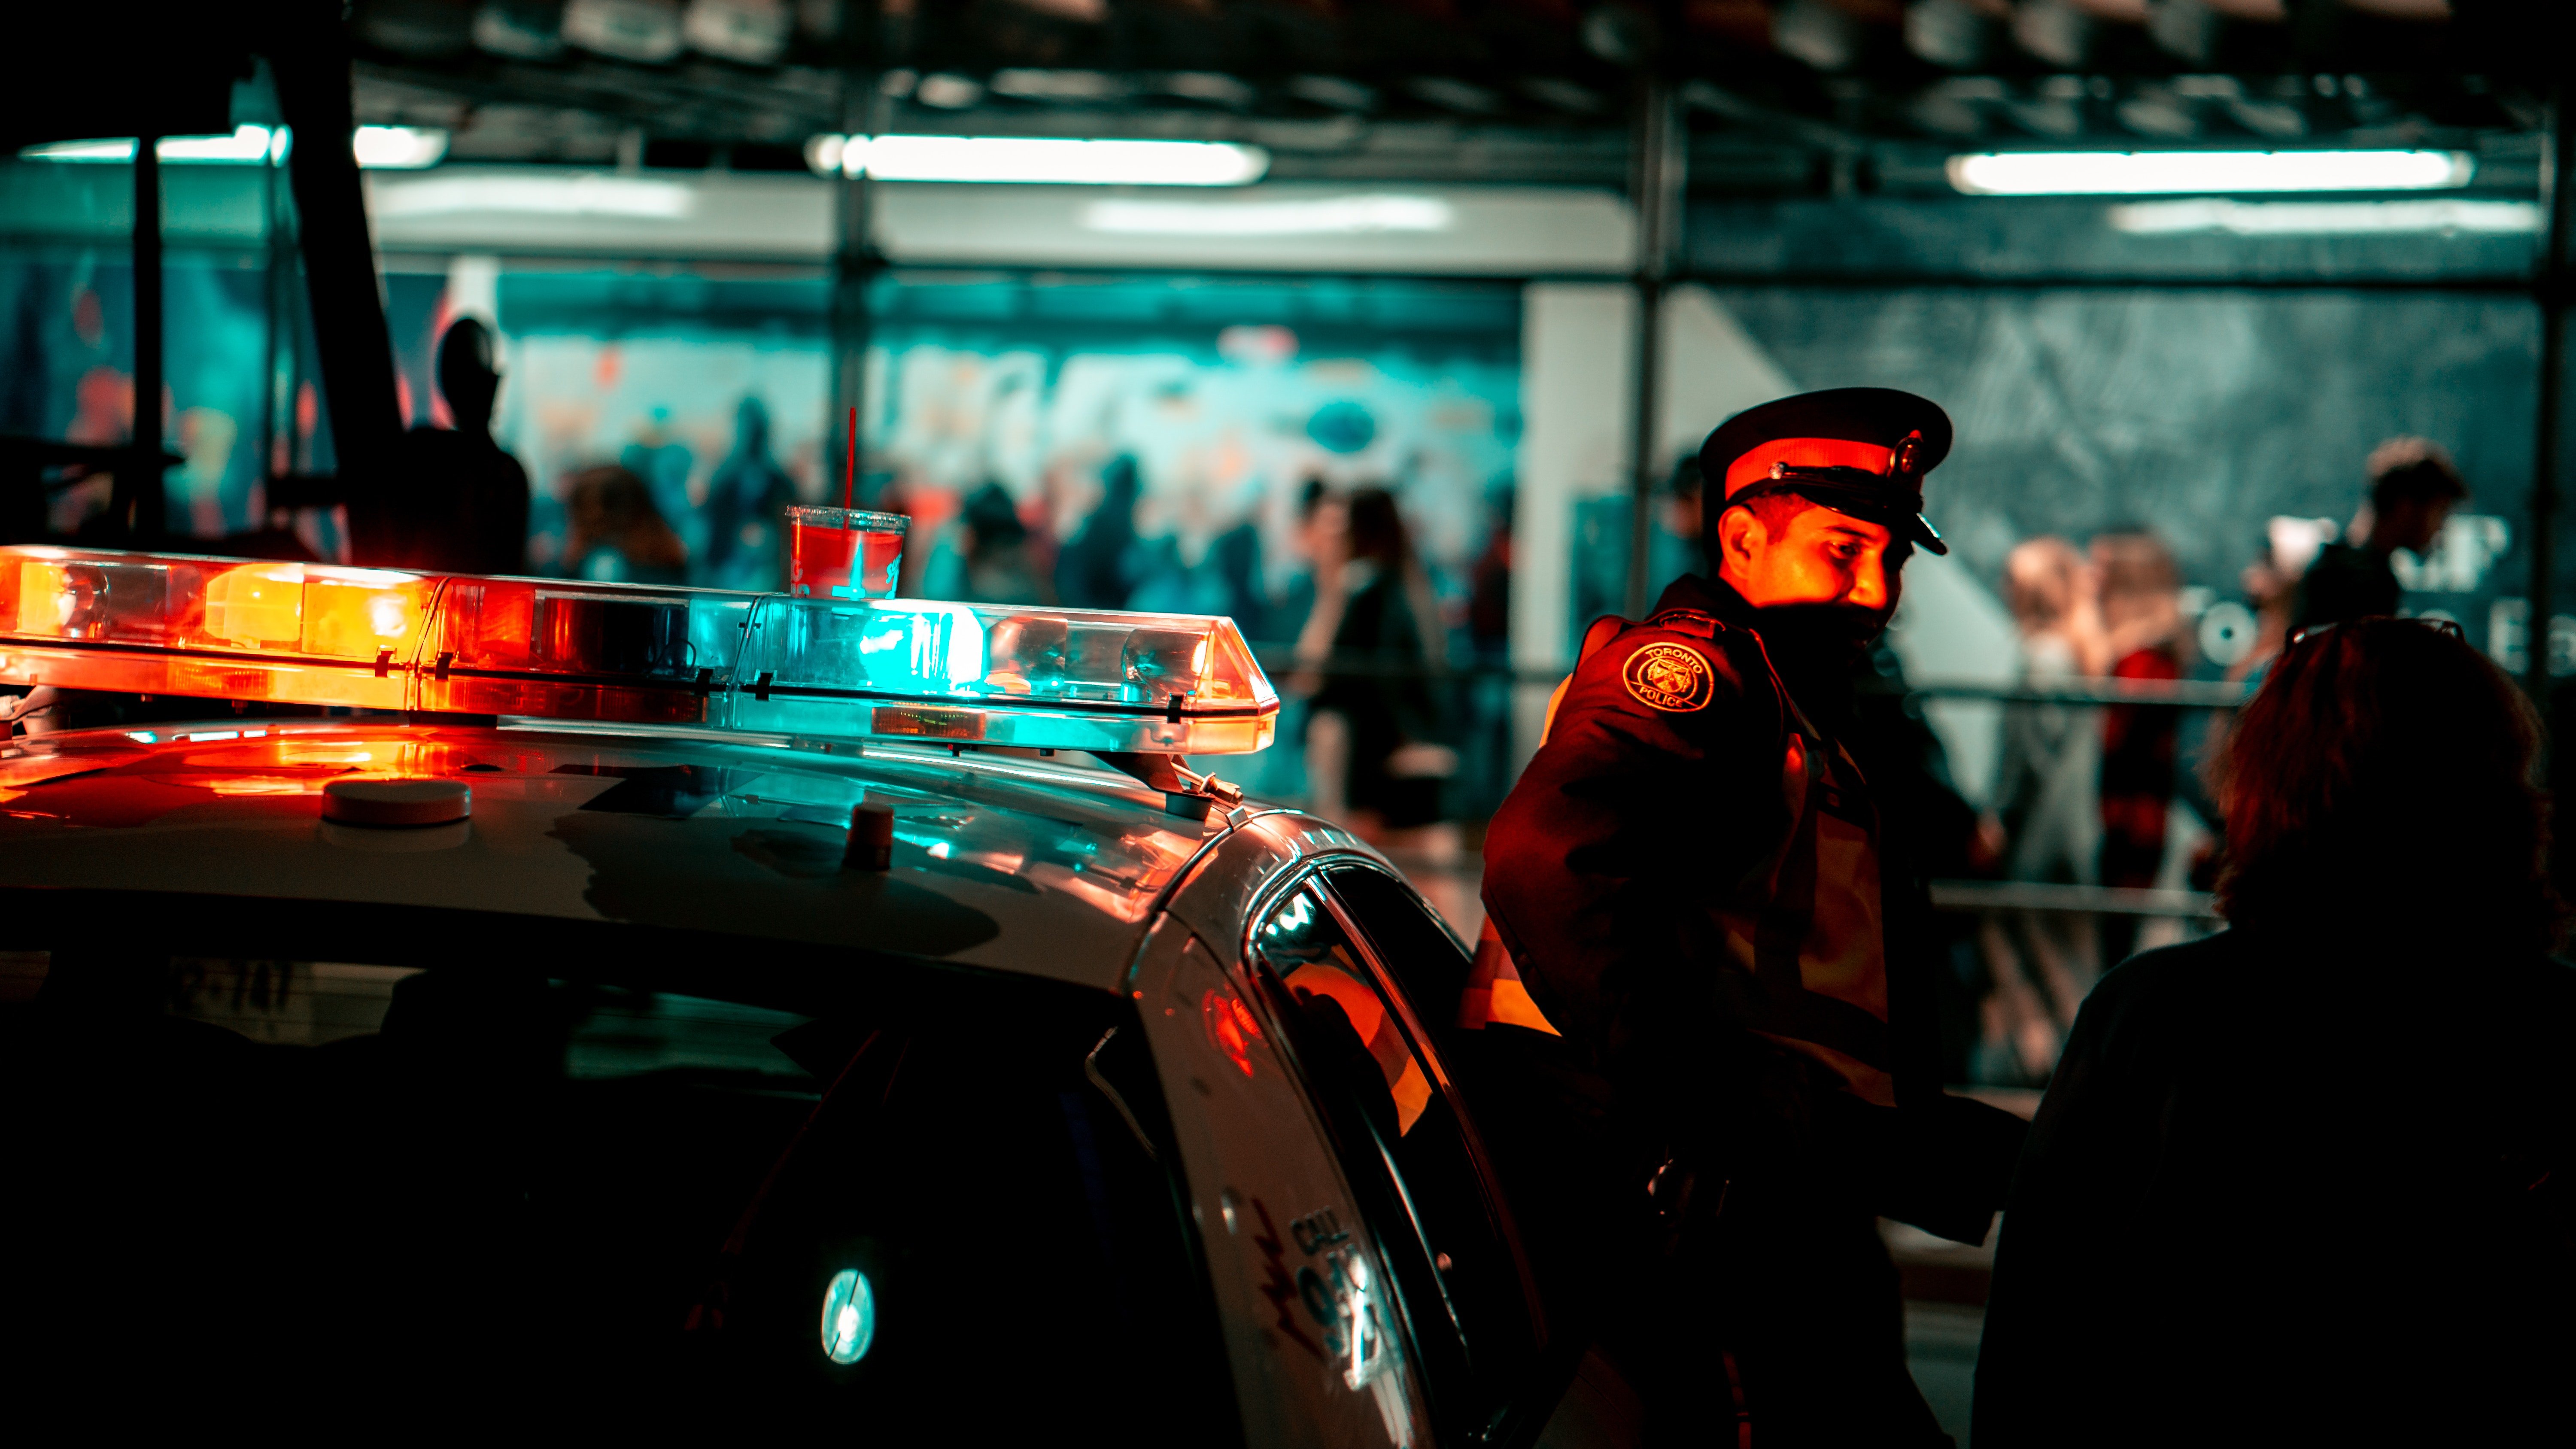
[{"x1": 1622, "y1": 642, "x2": 1715, "y2": 712}]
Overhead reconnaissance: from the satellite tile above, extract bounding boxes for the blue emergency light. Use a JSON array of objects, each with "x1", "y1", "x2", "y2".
[{"x1": 0, "y1": 547, "x2": 1279, "y2": 762}]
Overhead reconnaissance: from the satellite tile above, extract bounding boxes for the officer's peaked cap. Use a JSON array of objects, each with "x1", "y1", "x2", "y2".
[{"x1": 1698, "y1": 387, "x2": 1953, "y2": 555}]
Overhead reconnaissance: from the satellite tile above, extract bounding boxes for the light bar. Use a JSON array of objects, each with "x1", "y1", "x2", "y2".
[
  {"x1": 803, "y1": 134, "x2": 1269, "y2": 186},
  {"x1": 1947, "y1": 149, "x2": 2474, "y2": 196},
  {"x1": 0, "y1": 547, "x2": 1277, "y2": 756}
]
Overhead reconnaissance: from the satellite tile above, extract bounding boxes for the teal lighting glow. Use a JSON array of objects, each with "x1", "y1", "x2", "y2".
[{"x1": 820, "y1": 1269, "x2": 876, "y2": 1365}]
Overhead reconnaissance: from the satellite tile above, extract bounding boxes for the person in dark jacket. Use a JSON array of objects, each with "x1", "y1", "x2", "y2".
[
  {"x1": 1479, "y1": 389, "x2": 2026, "y2": 1446},
  {"x1": 1975, "y1": 615, "x2": 2576, "y2": 1446},
  {"x1": 388, "y1": 318, "x2": 531, "y2": 574},
  {"x1": 2290, "y1": 437, "x2": 2466, "y2": 630}
]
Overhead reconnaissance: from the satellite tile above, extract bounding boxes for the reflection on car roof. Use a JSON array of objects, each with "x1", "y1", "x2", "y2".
[{"x1": 0, "y1": 719, "x2": 1243, "y2": 991}]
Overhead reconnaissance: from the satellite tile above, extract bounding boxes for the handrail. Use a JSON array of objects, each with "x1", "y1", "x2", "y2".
[
  {"x1": 1250, "y1": 644, "x2": 2255, "y2": 708},
  {"x1": 1928, "y1": 881, "x2": 2221, "y2": 918}
]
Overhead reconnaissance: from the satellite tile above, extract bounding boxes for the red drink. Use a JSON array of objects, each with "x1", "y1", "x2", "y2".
[{"x1": 787, "y1": 507, "x2": 908, "y2": 600}]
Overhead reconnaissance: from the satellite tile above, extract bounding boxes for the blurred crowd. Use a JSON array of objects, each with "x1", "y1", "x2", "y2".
[
  {"x1": 1963, "y1": 435, "x2": 2468, "y2": 1085},
  {"x1": 385, "y1": 320, "x2": 2503, "y2": 1088}
]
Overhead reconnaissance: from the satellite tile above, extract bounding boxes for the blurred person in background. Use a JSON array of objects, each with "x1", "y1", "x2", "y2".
[
  {"x1": 1054, "y1": 453, "x2": 1145, "y2": 610},
  {"x1": 1975, "y1": 617, "x2": 2576, "y2": 1446},
  {"x1": 2293, "y1": 437, "x2": 2466, "y2": 630},
  {"x1": 561, "y1": 465, "x2": 686, "y2": 586},
  {"x1": 2092, "y1": 530, "x2": 2188, "y2": 966},
  {"x1": 387, "y1": 319, "x2": 529, "y2": 574},
  {"x1": 700, "y1": 396, "x2": 797, "y2": 592},
  {"x1": 1303, "y1": 488, "x2": 1461, "y2": 871},
  {"x1": 2231, "y1": 516, "x2": 2333, "y2": 683},
  {"x1": 620, "y1": 407, "x2": 698, "y2": 571},
  {"x1": 1271, "y1": 478, "x2": 1338, "y2": 647},
  {"x1": 1978, "y1": 537, "x2": 2109, "y2": 1083},
  {"x1": 938, "y1": 481, "x2": 1055, "y2": 607}
]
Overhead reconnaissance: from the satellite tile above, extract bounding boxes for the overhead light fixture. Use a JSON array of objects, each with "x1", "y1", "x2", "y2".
[
  {"x1": 2109, "y1": 198, "x2": 2543, "y2": 236},
  {"x1": 351, "y1": 126, "x2": 450, "y2": 170},
  {"x1": 1948, "y1": 149, "x2": 2474, "y2": 195},
  {"x1": 369, "y1": 173, "x2": 695, "y2": 220},
  {"x1": 19, "y1": 131, "x2": 273, "y2": 164},
  {"x1": 157, "y1": 127, "x2": 276, "y2": 163},
  {"x1": 18, "y1": 125, "x2": 447, "y2": 170},
  {"x1": 804, "y1": 134, "x2": 1268, "y2": 186},
  {"x1": 1082, "y1": 194, "x2": 1452, "y2": 236}
]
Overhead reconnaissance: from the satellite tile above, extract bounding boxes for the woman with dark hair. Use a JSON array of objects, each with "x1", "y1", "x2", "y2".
[
  {"x1": 1974, "y1": 617, "x2": 2576, "y2": 1445},
  {"x1": 561, "y1": 464, "x2": 687, "y2": 586},
  {"x1": 1301, "y1": 488, "x2": 1460, "y2": 858}
]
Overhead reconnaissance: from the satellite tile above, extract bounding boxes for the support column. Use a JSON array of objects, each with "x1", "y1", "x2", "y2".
[
  {"x1": 123, "y1": 135, "x2": 167, "y2": 539},
  {"x1": 271, "y1": 6, "x2": 404, "y2": 560},
  {"x1": 1622, "y1": 77, "x2": 1685, "y2": 621},
  {"x1": 2532, "y1": 88, "x2": 2573, "y2": 696},
  {"x1": 828, "y1": 2, "x2": 893, "y2": 504}
]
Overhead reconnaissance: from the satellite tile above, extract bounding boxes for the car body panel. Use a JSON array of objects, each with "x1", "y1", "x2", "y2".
[
  {"x1": 0, "y1": 719, "x2": 1233, "y2": 990},
  {"x1": 1130, "y1": 911, "x2": 1433, "y2": 1449},
  {"x1": 0, "y1": 714, "x2": 1539, "y2": 1447}
]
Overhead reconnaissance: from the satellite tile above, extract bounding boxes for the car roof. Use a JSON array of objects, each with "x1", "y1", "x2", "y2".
[{"x1": 0, "y1": 717, "x2": 1354, "y2": 994}]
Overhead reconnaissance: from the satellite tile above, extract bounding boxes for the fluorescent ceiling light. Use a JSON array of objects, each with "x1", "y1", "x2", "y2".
[
  {"x1": 19, "y1": 137, "x2": 143, "y2": 162},
  {"x1": 18, "y1": 125, "x2": 447, "y2": 169},
  {"x1": 2110, "y1": 198, "x2": 2543, "y2": 236},
  {"x1": 1949, "y1": 149, "x2": 2474, "y2": 195},
  {"x1": 1083, "y1": 194, "x2": 1453, "y2": 236},
  {"x1": 351, "y1": 126, "x2": 449, "y2": 170},
  {"x1": 157, "y1": 127, "x2": 274, "y2": 162},
  {"x1": 370, "y1": 173, "x2": 695, "y2": 220},
  {"x1": 807, "y1": 134, "x2": 1267, "y2": 186}
]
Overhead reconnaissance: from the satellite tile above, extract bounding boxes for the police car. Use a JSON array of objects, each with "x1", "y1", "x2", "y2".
[{"x1": 0, "y1": 547, "x2": 1585, "y2": 1444}]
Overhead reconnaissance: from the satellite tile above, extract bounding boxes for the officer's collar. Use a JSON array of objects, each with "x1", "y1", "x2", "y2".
[{"x1": 1651, "y1": 572, "x2": 1762, "y2": 629}]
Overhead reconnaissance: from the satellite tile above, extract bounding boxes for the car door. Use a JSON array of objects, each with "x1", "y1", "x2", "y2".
[
  {"x1": 1127, "y1": 910, "x2": 1437, "y2": 1449},
  {"x1": 1239, "y1": 864, "x2": 1570, "y2": 1448}
]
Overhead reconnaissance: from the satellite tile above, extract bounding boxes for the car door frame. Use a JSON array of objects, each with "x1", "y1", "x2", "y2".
[{"x1": 1231, "y1": 851, "x2": 1567, "y2": 1449}]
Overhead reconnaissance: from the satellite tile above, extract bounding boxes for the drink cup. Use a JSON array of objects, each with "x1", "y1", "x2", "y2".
[{"x1": 787, "y1": 507, "x2": 908, "y2": 601}]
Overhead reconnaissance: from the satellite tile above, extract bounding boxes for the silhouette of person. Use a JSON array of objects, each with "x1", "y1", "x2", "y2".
[
  {"x1": 393, "y1": 319, "x2": 530, "y2": 573},
  {"x1": 701, "y1": 397, "x2": 798, "y2": 591},
  {"x1": 1054, "y1": 454, "x2": 1144, "y2": 609}
]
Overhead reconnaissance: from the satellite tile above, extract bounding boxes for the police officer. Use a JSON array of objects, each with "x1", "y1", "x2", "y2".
[{"x1": 1479, "y1": 388, "x2": 2026, "y2": 1445}]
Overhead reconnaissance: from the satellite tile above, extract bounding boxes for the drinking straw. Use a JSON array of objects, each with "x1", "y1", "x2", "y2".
[{"x1": 843, "y1": 405, "x2": 857, "y2": 509}]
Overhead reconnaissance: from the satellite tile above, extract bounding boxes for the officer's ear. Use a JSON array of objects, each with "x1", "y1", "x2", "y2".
[{"x1": 1714, "y1": 505, "x2": 1767, "y2": 574}]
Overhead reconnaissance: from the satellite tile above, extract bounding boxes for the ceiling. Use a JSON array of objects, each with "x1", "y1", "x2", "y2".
[{"x1": 343, "y1": 0, "x2": 2547, "y2": 192}]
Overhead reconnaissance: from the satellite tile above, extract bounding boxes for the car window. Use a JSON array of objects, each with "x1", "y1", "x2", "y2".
[
  {"x1": 1249, "y1": 878, "x2": 1542, "y2": 1443},
  {"x1": 0, "y1": 948, "x2": 1221, "y2": 1438}
]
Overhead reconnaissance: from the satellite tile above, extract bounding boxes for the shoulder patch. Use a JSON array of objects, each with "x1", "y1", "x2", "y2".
[{"x1": 1621, "y1": 641, "x2": 1716, "y2": 712}]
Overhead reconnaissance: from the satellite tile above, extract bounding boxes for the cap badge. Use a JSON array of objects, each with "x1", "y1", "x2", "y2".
[
  {"x1": 1893, "y1": 431, "x2": 1923, "y2": 476},
  {"x1": 1623, "y1": 642, "x2": 1715, "y2": 713}
]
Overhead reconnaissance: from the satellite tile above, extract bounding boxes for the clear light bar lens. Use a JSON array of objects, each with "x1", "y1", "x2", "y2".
[
  {"x1": 733, "y1": 596, "x2": 1275, "y2": 753},
  {"x1": 1947, "y1": 149, "x2": 2474, "y2": 196}
]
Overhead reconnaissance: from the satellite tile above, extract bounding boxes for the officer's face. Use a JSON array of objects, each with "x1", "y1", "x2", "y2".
[{"x1": 1717, "y1": 504, "x2": 1907, "y2": 617}]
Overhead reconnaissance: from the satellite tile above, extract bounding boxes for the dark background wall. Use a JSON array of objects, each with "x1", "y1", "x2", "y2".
[{"x1": 1722, "y1": 285, "x2": 2546, "y2": 647}]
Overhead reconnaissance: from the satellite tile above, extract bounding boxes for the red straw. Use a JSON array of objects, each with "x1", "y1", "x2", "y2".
[{"x1": 842, "y1": 405, "x2": 857, "y2": 509}]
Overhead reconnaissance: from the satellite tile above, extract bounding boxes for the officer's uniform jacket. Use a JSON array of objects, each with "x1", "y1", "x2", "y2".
[{"x1": 1479, "y1": 572, "x2": 2016, "y2": 1242}]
